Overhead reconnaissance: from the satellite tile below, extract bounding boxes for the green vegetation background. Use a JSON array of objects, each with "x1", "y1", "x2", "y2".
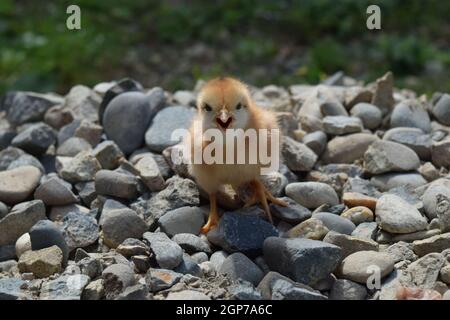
[{"x1": 1, "y1": 0, "x2": 449, "y2": 96}]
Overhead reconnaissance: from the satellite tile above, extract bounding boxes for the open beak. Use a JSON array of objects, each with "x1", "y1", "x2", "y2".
[{"x1": 216, "y1": 110, "x2": 232, "y2": 130}]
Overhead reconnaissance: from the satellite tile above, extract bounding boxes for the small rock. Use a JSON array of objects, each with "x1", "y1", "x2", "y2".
[
  {"x1": 342, "y1": 192, "x2": 377, "y2": 211},
  {"x1": 0, "y1": 166, "x2": 42, "y2": 205},
  {"x1": 313, "y1": 212, "x2": 356, "y2": 235},
  {"x1": 219, "y1": 253, "x2": 264, "y2": 286},
  {"x1": 145, "y1": 268, "x2": 182, "y2": 292},
  {"x1": 82, "y1": 279, "x2": 105, "y2": 300},
  {"x1": 34, "y1": 177, "x2": 78, "y2": 206},
  {"x1": 78, "y1": 257, "x2": 103, "y2": 279},
  {"x1": 405, "y1": 253, "x2": 445, "y2": 289},
  {"x1": 207, "y1": 212, "x2": 278, "y2": 257},
  {"x1": 371, "y1": 72, "x2": 394, "y2": 114},
  {"x1": 322, "y1": 116, "x2": 363, "y2": 135},
  {"x1": 351, "y1": 222, "x2": 378, "y2": 240},
  {"x1": 95, "y1": 170, "x2": 139, "y2": 199},
  {"x1": 166, "y1": 290, "x2": 211, "y2": 300},
  {"x1": 341, "y1": 206, "x2": 373, "y2": 226},
  {"x1": 158, "y1": 206, "x2": 205, "y2": 237},
  {"x1": 390, "y1": 99, "x2": 431, "y2": 132},
  {"x1": 92, "y1": 141, "x2": 124, "y2": 170},
  {"x1": 385, "y1": 241, "x2": 418, "y2": 263},
  {"x1": 0, "y1": 278, "x2": 28, "y2": 300},
  {"x1": 322, "y1": 133, "x2": 378, "y2": 164},
  {"x1": 97, "y1": 78, "x2": 144, "y2": 124},
  {"x1": 57, "y1": 119, "x2": 81, "y2": 146},
  {"x1": 135, "y1": 155, "x2": 165, "y2": 191},
  {"x1": 103, "y1": 92, "x2": 155, "y2": 154},
  {"x1": 5, "y1": 91, "x2": 63, "y2": 125},
  {"x1": 73, "y1": 120, "x2": 103, "y2": 147},
  {"x1": 287, "y1": 218, "x2": 329, "y2": 240},
  {"x1": 116, "y1": 284, "x2": 149, "y2": 300},
  {"x1": 269, "y1": 197, "x2": 312, "y2": 224},
  {"x1": 431, "y1": 139, "x2": 450, "y2": 168},
  {"x1": 263, "y1": 237, "x2": 341, "y2": 286},
  {"x1": 131, "y1": 255, "x2": 151, "y2": 273},
  {"x1": 143, "y1": 232, "x2": 183, "y2": 269},
  {"x1": 229, "y1": 280, "x2": 262, "y2": 300},
  {"x1": 11, "y1": 122, "x2": 56, "y2": 156},
  {"x1": 146, "y1": 175, "x2": 200, "y2": 224},
  {"x1": 257, "y1": 271, "x2": 325, "y2": 300},
  {"x1": 281, "y1": 136, "x2": 317, "y2": 171},
  {"x1": 174, "y1": 254, "x2": 203, "y2": 277},
  {"x1": 0, "y1": 245, "x2": 16, "y2": 262},
  {"x1": 116, "y1": 238, "x2": 149, "y2": 257},
  {"x1": 329, "y1": 279, "x2": 367, "y2": 300},
  {"x1": 56, "y1": 137, "x2": 92, "y2": 157},
  {"x1": 29, "y1": 220, "x2": 69, "y2": 265},
  {"x1": 383, "y1": 127, "x2": 432, "y2": 160},
  {"x1": 413, "y1": 232, "x2": 450, "y2": 257},
  {"x1": 323, "y1": 231, "x2": 379, "y2": 260},
  {"x1": 419, "y1": 162, "x2": 440, "y2": 182},
  {"x1": 302, "y1": 131, "x2": 327, "y2": 155},
  {"x1": 145, "y1": 106, "x2": 196, "y2": 152},
  {"x1": 7, "y1": 153, "x2": 45, "y2": 173},
  {"x1": 343, "y1": 177, "x2": 382, "y2": 198},
  {"x1": 0, "y1": 200, "x2": 46, "y2": 246},
  {"x1": 18, "y1": 245, "x2": 63, "y2": 278},
  {"x1": 423, "y1": 185, "x2": 450, "y2": 220},
  {"x1": 350, "y1": 103, "x2": 382, "y2": 130},
  {"x1": 102, "y1": 209, "x2": 148, "y2": 248},
  {"x1": 432, "y1": 93, "x2": 450, "y2": 126},
  {"x1": 338, "y1": 251, "x2": 395, "y2": 284},
  {"x1": 40, "y1": 274, "x2": 90, "y2": 300},
  {"x1": 375, "y1": 194, "x2": 428, "y2": 234},
  {"x1": 49, "y1": 203, "x2": 89, "y2": 222},
  {"x1": 62, "y1": 212, "x2": 99, "y2": 251},
  {"x1": 57, "y1": 151, "x2": 101, "y2": 183},
  {"x1": 73, "y1": 182, "x2": 95, "y2": 207},
  {"x1": 209, "y1": 251, "x2": 228, "y2": 271},
  {"x1": 440, "y1": 265, "x2": 450, "y2": 284},
  {"x1": 64, "y1": 85, "x2": 101, "y2": 122},
  {"x1": 371, "y1": 172, "x2": 427, "y2": 192},
  {"x1": 364, "y1": 140, "x2": 420, "y2": 174},
  {"x1": 172, "y1": 233, "x2": 211, "y2": 254},
  {"x1": 102, "y1": 263, "x2": 136, "y2": 300},
  {"x1": 285, "y1": 182, "x2": 339, "y2": 209}
]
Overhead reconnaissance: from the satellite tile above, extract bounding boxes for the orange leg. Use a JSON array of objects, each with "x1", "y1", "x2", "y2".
[
  {"x1": 249, "y1": 180, "x2": 288, "y2": 224},
  {"x1": 200, "y1": 193, "x2": 219, "y2": 234},
  {"x1": 263, "y1": 186, "x2": 288, "y2": 207},
  {"x1": 254, "y1": 180, "x2": 274, "y2": 224}
]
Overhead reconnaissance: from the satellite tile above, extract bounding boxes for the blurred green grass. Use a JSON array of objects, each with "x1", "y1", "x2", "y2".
[{"x1": 0, "y1": 0, "x2": 449, "y2": 96}]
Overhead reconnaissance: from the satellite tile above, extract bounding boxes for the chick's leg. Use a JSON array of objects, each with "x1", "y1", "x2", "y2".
[
  {"x1": 249, "y1": 180, "x2": 275, "y2": 224},
  {"x1": 201, "y1": 193, "x2": 219, "y2": 234},
  {"x1": 263, "y1": 187, "x2": 288, "y2": 207}
]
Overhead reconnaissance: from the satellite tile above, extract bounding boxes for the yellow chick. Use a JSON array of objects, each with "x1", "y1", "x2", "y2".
[{"x1": 186, "y1": 77, "x2": 287, "y2": 233}]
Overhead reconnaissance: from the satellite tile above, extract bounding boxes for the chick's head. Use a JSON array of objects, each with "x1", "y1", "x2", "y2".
[{"x1": 197, "y1": 77, "x2": 252, "y2": 131}]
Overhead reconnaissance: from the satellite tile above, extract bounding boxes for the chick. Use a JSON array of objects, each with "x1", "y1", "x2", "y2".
[{"x1": 186, "y1": 77, "x2": 287, "y2": 233}]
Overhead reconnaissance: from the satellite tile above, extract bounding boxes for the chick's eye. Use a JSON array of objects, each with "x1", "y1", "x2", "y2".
[
  {"x1": 236, "y1": 103, "x2": 244, "y2": 110},
  {"x1": 203, "y1": 104, "x2": 212, "y2": 112}
]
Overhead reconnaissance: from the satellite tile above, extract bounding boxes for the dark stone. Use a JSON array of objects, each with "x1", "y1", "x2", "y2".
[{"x1": 207, "y1": 212, "x2": 278, "y2": 258}]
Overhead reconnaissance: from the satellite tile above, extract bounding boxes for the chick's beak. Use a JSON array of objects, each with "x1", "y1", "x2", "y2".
[
  {"x1": 219, "y1": 109, "x2": 229, "y2": 123},
  {"x1": 216, "y1": 109, "x2": 232, "y2": 129}
]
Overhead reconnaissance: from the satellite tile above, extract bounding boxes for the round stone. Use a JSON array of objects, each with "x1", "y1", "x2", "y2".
[
  {"x1": 0, "y1": 166, "x2": 42, "y2": 205},
  {"x1": 103, "y1": 92, "x2": 153, "y2": 155},
  {"x1": 338, "y1": 251, "x2": 395, "y2": 284}
]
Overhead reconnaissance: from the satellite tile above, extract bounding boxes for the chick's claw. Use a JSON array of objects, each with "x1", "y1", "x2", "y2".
[{"x1": 200, "y1": 219, "x2": 218, "y2": 234}]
